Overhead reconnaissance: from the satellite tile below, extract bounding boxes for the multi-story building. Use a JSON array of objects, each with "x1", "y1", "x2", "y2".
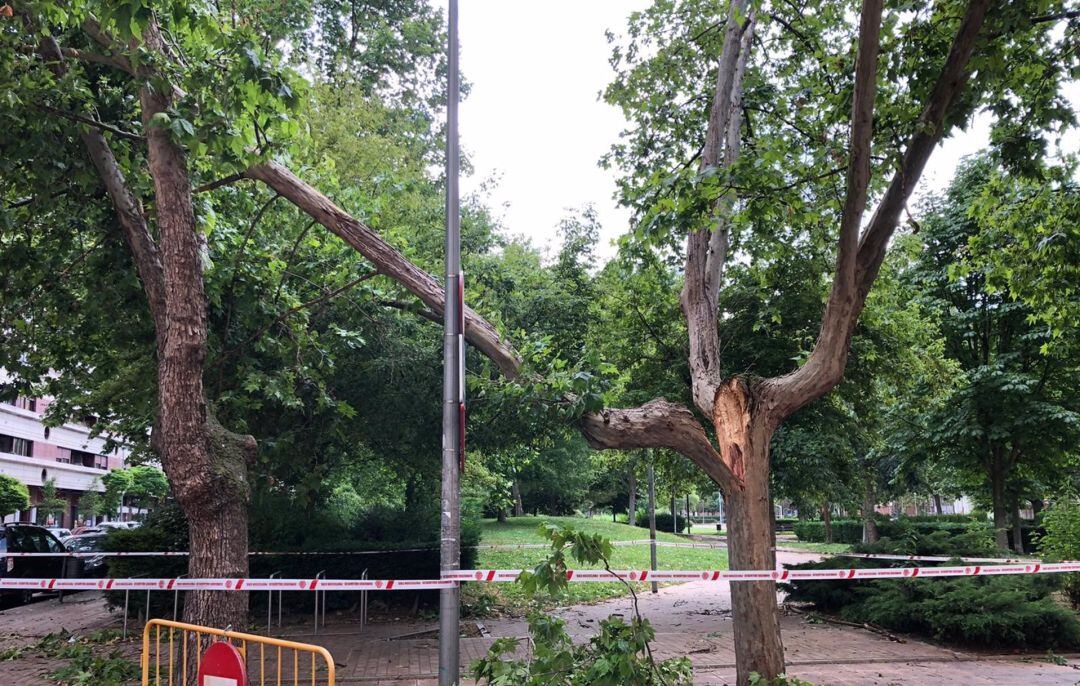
[{"x1": 0, "y1": 396, "x2": 131, "y2": 528}]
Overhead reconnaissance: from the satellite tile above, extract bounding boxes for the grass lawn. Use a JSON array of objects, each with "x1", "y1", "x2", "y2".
[
  {"x1": 775, "y1": 540, "x2": 852, "y2": 554},
  {"x1": 463, "y1": 515, "x2": 728, "y2": 616},
  {"x1": 687, "y1": 523, "x2": 725, "y2": 536}
]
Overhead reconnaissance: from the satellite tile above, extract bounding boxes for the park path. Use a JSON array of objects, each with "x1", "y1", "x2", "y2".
[{"x1": 296, "y1": 551, "x2": 1080, "y2": 684}]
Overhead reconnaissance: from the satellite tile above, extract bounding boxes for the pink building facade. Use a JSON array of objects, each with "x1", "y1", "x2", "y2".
[{"x1": 1, "y1": 396, "x2": 131, "y2": 528}]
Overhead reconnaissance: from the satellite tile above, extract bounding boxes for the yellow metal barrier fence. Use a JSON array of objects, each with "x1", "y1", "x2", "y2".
[{"x1": 142, "y1": 618, "x2": 336, "y2": 686}]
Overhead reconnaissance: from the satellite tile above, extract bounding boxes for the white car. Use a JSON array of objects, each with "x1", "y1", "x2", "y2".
[
  {"x1": 46, "y1": 527, "x2": 72, "y2": 541},
  {"x1": 99, "y1": 521, "x2": 140, "y2": 530}
]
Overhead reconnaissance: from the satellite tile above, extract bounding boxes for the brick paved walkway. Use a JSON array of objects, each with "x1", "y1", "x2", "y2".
[{"x1": 0, "y1": 591, "x2": 128, "y2": 686}]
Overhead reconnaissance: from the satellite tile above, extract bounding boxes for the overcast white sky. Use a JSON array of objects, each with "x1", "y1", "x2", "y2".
[{"x1": 456, "y1": 1, "x2": 1079, "y2": 261}]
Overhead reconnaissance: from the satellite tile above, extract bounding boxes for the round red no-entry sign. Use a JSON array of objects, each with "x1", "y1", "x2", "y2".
[{"x1": 197, "y1": 641, "x2": 247, "y2": 686}]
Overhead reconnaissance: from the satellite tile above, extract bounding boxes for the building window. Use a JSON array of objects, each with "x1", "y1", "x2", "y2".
[
  {"x1": 14, "y1": 397, "x2": 37, "y2": 413},
  {"x1": 0, "y1": 434, "x2": 32, "y2": 457},
  {"x1": 95, "y1": 456, "x2": 107, "y2": 470},
  {"x1": 71, "y1": 450, "x2": 97, "y2": 468}
]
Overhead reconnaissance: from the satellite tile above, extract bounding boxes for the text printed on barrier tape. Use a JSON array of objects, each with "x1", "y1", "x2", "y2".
[{"x1": 3, "y1": 562, "x2": 1079, "y2": 592}]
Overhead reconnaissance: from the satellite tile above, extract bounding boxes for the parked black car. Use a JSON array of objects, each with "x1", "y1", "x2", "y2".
[
  {"x1": 0, "y1": 523, "x2": 70, "y2": 606},
  {"x1": 64, "y1": 533, "x2": 108, "y2": 577}
]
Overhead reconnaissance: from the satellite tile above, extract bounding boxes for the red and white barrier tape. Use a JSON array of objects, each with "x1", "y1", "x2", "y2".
[
  {"x1": 0, "y1": 577, "x2": 458, "y2": 591},
  {"x1": 4, "y1": 562, "x2": 1079, "y2": 592},
  {"x1": 447, "y1": 562, "x2": 1080, "y2": 583}
]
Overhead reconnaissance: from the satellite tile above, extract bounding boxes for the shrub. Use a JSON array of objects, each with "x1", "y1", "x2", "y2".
[
  {"x1": 902, "y1": 514, "x2": 983, "y2": 523},
  {"x1": 782, "y1": 557, "x2": 1080, "y2": 650},
  {"x1": 1036, "y1": 500, "x2": 1080, "y2": 609},
  {"x1": 792, "y1": 520, "x2": 863, "y2": 543},
  {"x1": 795, "y1": 518, "x2": 1001, "y2": 555},
  {"x1": 634, "y1": 512, "x2": 688, "y2": 533},
  {"x1": 851, "y1": 527, "x2": 998, "y2": 558}
]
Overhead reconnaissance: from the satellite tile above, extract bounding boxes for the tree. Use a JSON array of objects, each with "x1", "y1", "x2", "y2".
[
  {"x1": 127, "y1": 466, "x2": 169, "y2": 513},
  {"x1": 0, "y1": 0, "x2": 445, "y2": 627},
  {"x1": 259, "y1": 2, "x2": 1074, "y2": 681},
  {"x1": 0, "y1": 474, "x2": 30, "y2": 518},
  {"x1": 3, "y1": 1, "x2": 1072, "y2": 679},
  {"x1": 102, "y1": 469, "x2": 134, "y2": 519},
  {"x1": 77, "y1": 480, "x2": 107, "y2": 524},
  {"x1": 36, "y1": 478, "x2": 67, "y2": 526},
  {"x1": 903, "y1": 156, "x2": 1079, "y2": 550}
]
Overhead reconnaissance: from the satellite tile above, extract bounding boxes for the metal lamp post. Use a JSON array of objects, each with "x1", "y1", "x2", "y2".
[{"x1": 438, "y1": 0, "x2": 463, "y2": 683}]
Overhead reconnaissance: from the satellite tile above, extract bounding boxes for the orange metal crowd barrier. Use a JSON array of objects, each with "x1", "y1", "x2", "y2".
[{"x1": 141, "y1": 618, "x2": 336, "y2": 685}]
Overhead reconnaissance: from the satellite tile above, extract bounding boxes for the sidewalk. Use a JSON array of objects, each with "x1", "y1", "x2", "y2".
[{"x1": 2, "y1": 582, "x2": 1077, "y2": 685}]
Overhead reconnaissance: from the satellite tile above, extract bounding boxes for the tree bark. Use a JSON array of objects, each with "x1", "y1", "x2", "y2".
[
  {"x1": 724, "y1": 418, "x2": 784, "y2": 683},
  {"x1": 627, "y1": 469, "x2": 637, "y2": 525},
  {"x1": 1010, "y1": 495, "x2": 1024, "y2": 554},
  {"x1": 138, "y1": 22, "x2": 253, "y2": 629},
  {"x1": 862, "y1": 478, "x2": 879, "y2": 544},
  {"x1": 511, "y1": 480, "x2": 524, "y2": 517},
  {"x1": 821, "y1": 503, "x2": 834, "y2": 544},
  {"x1": 933, "y1": 493, "x2": 944, "y2": 515}
]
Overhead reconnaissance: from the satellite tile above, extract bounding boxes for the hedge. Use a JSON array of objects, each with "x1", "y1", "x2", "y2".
[
  {"x1": 105, "y1": 499, "x2": 480, "y2": 618},
  {"x1": 774, "y1": 517, "x2": 798, "y2": 532},
  {"x1": 634, "y1": 512, "x2": 688, "y2": 533},
  {"x1": 782, "y1": 557, "x2": 1080, "y2": 651}
]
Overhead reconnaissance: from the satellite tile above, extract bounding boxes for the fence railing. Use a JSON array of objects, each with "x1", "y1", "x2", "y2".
[{"x1": 141, "y1": 618, "x2": 336, "y2": 686}]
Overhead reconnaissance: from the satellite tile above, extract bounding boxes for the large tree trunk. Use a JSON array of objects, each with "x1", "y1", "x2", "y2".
[
  {"x1": 139, "y1": 22, "x2": 253, "y2": 629},
  {"x1": 723, "y1": 418, "x2": 784, "y2": 684},
  {"x1": 627, "y1": 469, "x2": 637, "y2": 525}
]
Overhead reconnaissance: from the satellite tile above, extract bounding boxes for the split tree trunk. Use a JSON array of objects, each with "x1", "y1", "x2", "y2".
[{"x1": 722, "y1": 420, "x2": 784, "y2": 681}]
